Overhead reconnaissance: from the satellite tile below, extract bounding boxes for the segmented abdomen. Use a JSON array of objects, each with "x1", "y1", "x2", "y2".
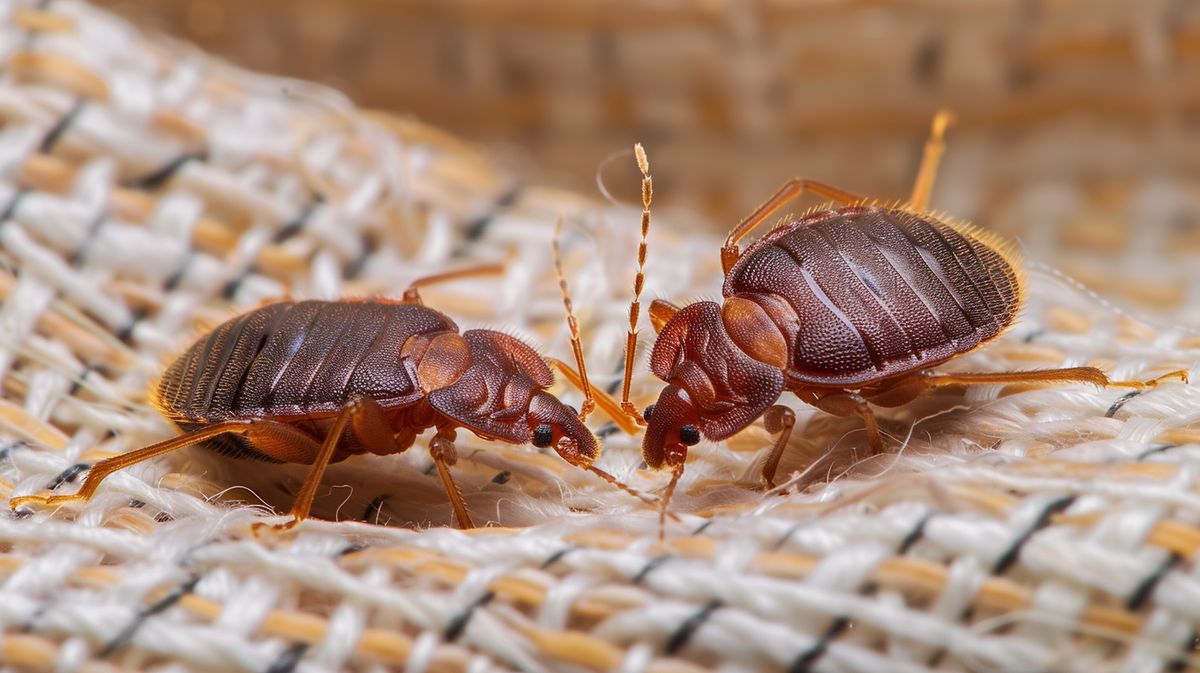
[
  {"x1": 155, "y1": 300, "x2": 458, "y2": 422},
  {"x1": 724, "y1": 206, "x2": 1023, "y2": 386}
]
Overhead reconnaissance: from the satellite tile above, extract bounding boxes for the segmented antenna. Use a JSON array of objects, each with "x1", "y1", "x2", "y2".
[
  {"x1": 552, "y1": 215, "x2": 595, "y2": 421},
  {"x1": 621, "y1": 143, "x2": 652, "y2": 421},
  {"x1": 586, "y1": 464, "x2": 675, "y2": 515},
  {"x1": 659, "y1": 463, "x2": 683, "y2": 541}
]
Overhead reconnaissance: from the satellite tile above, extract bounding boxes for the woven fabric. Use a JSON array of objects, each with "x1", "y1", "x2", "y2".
[{"x1": 2, "y1": 3, "x2": 1199, "y2": 673}]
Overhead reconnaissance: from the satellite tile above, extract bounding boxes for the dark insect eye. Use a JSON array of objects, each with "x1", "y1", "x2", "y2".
[
  {"x1": 643, "y1": 404, "x2": 655, "y2": 421},
  {"x1": 532, "y1": 423, "x2": 554, "y2": 448},
  {"x1": 679, "y1": 424, "x2": 701, "y2": 446}
]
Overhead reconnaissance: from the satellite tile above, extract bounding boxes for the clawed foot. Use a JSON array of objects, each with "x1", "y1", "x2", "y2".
[
  {"x1": 8, "y1": 493, "x2": 86, "y2": 510},
  {"x1": 1113, "y1": 369, "x2": 1190, "y2": 389},
  {"x1": 1153, "y1": 370, "x2": 1189, "y2": 386},
  {"x1": 250, "y1": 517, "x2": 301, "y2": 536}
]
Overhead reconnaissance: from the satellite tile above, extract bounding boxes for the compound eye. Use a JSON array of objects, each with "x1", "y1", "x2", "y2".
[
  {"x1": 642, "y1": 404, "x2": 656, "y2": 421},
  {"x1": 679, "y1": 424, "x2": 701, "y2": 446},
  {"x1": 532, "y1": 423, "x2": 554, "y2": 448}
]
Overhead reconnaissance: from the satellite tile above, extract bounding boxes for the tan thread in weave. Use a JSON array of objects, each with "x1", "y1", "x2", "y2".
[{"x1": 1, "y1": 3, "x2": 1199, "y2": 673}]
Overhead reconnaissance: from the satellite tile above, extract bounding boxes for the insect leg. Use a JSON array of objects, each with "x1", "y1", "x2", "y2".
[
  {"x1": 1109, "y1": 370, "x2": 1190, "y2": 388},
  {"x1": 759, "y1": 405, "x2": 797, "y2": 489},
  {"x1": 649, "y1": 299, "x2": 681, "y2": 333},
  {"x1": 428, "y1": 428, "x2": 475, "y2": 529},
  {"x1": 908, "y1": 109, "x2": 956, "y2": 212},
  {"x1": 401, "y1": 263, "x2": 505, "y2": 305},
  {"x1": 722, "y1": 178, "x2": 864, "y2": 274},
  {"x1": 880, "y1": 367, "x2": 1188, "y2": 397},
  {"x1": 349, "y1": 395, "x2": 407, "y2": 456},
  {"x1": 9, "y1": 420, "x2": 257, "y2": 510},
  {"x1": 256, "y1": 397, "x2": 375, "y2": 532},
  {"x1": 799, "y1": 389, "x2": 884, "y2": 453},
  {"x1": 547, "y1": 358, "x2": 640, "y2": 435}
]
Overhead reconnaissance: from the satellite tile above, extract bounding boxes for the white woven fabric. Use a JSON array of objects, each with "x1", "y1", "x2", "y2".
[{"x1": 1, "y1": 3, "x2": 1199, "y2": 673}]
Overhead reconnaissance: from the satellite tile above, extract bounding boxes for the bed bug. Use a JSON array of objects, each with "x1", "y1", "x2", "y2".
[
  {"x1": 8, "y1": 266, "x2": 646, "y2": 530},
  {"x1": 632, "y1": 112, "x2": 1187, "y2": 525}
]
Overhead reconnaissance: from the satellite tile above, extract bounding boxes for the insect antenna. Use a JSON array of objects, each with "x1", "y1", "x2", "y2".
[
  {"x1": 659, "y1": 463, "x2": 684, "y2": 541},
  {"x1": 620, "y1": 143, "x2": 653, "y2": 423},
  {"x1": 548, "y1": 215, "x2": 640, "y2": 434},
  {"x1": 552, "y1": 215, "x2": 597, "y2": 421},
  {"x1": 585, "y1": 463, "x2": 678, "y2": 520}
]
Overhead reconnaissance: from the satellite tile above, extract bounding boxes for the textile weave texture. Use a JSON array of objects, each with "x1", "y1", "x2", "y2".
[{"x1": 1, "y1": 3, "x2": 1199, "y2": 673}]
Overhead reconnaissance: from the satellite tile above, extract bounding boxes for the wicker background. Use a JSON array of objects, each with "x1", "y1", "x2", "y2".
[
  {"x1": 90, "y1": 0, "x2": 1200, "y2": 321},
  {"x1": 1, "y1": 2, "x2": 1200, "y2": 672}
]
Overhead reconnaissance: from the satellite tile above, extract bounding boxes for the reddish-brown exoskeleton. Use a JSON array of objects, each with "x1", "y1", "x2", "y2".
[
  {"x1": 9, "y1": 267, "x2": 645, "y2": 530},
  {"x1": 634, "y1": 112, "x2": 1187, "y2": 525}
]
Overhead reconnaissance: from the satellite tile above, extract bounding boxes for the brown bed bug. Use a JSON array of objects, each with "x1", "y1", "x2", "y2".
[
  {"x1": 9, "y1": 266, "x2": 646, "y2": 530},
  {"x1": 631, "y1": 112, "x2": 1187, "y2": 524}
]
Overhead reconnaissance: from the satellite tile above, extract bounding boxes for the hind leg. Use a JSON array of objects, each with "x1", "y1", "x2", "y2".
[
  {"x1": 908, "y1": 110, "x2": 956, "y2": 212},
  {"x1": 9, "y1": 420, "x2": 316, "y2": 510},
  {"x1": 401, "y1": 264, "x2": 505, "y2": 305},
  {"x1": 722, "y1": 179, "x2": 864, "y2": 274},
  {"x1": 865, "y1": 367, "x2": 1189, "y2": 409}
]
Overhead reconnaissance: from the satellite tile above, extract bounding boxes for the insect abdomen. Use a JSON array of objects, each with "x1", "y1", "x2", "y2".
[
  {"x1": 155, "y1": 300, "x2": 459, "y2": 422},
  {"x1": 724, "y1": 206, "x2": 1023, "y2": 386}
]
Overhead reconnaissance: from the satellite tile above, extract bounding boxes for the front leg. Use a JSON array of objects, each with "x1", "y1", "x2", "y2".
[
  {"x1": 796, "y1": 388, "x2": 883, "y2": 453},
  {"x1": 428, "y1": 427, "x2": 475, "y2": 529},
  {"x1": 759, "y1": 405, "x2": 796, "y2": 489}
]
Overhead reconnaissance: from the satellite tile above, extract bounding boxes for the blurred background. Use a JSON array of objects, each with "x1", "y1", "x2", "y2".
[{"x1": 94, "y1": 0, "x2": 1200, "y2": 320}]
